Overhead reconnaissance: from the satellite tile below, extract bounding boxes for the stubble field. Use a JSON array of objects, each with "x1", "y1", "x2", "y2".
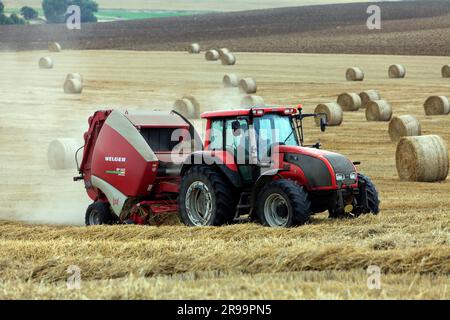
[{"x1": 0, "y1": 50, "x2": 449, "y2": 299}]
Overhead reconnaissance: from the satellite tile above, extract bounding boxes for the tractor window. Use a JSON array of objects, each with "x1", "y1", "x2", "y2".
[
  {"x1": 209, "y1": 120, "x2": 224, "y2": 150},
  {"x1": 254, "y1": 114, "x2": 299, "y2": 159},
  {"x1": 225, "y1": 119, "x2": 249, "y2": 163}
]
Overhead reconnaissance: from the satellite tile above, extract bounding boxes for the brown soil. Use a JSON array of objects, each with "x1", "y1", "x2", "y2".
[{"x1": 2, "y1": 1, "x2": 450, "y2": 55}]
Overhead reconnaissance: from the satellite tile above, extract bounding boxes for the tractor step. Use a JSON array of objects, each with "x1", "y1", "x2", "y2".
[
  {"x1": 237, "y1": 204, "x2": 252, "y2": 209},
  {"x1": 233, "y1": 216, "x2": 251, "y2": 224},
  {"x1": 235, "y1": 192, "x2": 253, "y2": 217}
]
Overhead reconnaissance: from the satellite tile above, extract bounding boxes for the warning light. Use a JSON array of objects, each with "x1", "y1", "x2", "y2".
[{"x1": 252, "y1": 109, "x2": 265, "y2": 116}]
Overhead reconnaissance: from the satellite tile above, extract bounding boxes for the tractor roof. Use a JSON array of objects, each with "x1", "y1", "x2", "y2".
[
  {"x1": 201, "y1": 106, "x2": 299, "y2": 119},
  {"x1": 124, "y1": 111, "x2": 190, "y2": 128}
]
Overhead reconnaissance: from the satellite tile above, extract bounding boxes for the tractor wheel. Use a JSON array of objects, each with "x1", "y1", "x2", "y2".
[
  {"x1": 179, "y1": 166, "x2": 237, "y2": 226},
  {"x1": 256, "y1": 180, "x2": 311, "y2": 227},
  {"x1": 353, "y1": 173, "x2": 380, "y2": 216},
  {"x1": 85, "y1": 201, "x2": 117, "y2": 226}
]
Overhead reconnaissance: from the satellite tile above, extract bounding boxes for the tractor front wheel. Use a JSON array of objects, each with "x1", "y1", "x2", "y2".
[
  {"x1": 352, "y1": 173, "x2": 380, "y2": 216},
  {"x1": 329, "y1": 173, "x2": 380, "y2": 218},
  {"x1": 85, "y1": 201, "x2": 117, "y2": 226},
  {"x1": 256, "y1": 180, "x2": 311, "y2": 227},
  {"x1": 179, "y1": 166, "x2": 236, "y2": 226}
]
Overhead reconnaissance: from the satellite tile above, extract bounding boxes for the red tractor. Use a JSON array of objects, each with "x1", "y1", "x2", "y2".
[{"x1": 75, "y1": 106, "x2": 379, "y2": 227}]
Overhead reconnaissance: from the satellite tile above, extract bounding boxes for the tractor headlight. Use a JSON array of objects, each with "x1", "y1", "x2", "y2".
[
  {"x1": 349, "y1": 172, "x2": 357, "y2": 180},
  {"x1": 335, "y1": 173, "x2": 345, "y2": 182}
]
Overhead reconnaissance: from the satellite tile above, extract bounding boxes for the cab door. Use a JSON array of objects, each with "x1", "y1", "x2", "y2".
[{"x1": 224, "y1": 118, "x2": 255, "y2": 184}]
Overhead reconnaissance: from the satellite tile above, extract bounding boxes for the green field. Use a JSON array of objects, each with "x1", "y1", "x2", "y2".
[
  {"x1": 3, "y1": 8, "x2": 208, "y2": 22},
  {"x1": 95, "y1": 9, "x2": 208, "y2": 21}
]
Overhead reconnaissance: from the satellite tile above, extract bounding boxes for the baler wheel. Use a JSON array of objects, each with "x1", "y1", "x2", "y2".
[
  {"x1": 256, "y1": 180, "x2": 311, "y2": 227},
  {"x1": 85, "y1": 201, "x2": 117, "y2": 226},
  {"x1": 179, "y1": 166, "x2": 236, "y2": 226}
]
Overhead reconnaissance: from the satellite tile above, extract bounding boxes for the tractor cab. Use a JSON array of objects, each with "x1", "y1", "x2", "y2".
[{"x1": 200, "y1": 106, "x2": 325, "y2": 183}]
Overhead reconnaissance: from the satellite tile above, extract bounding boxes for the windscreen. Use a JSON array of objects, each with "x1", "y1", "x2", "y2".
[{"x1": 254, "y1": 114, "x2": 299, "y2": 160}]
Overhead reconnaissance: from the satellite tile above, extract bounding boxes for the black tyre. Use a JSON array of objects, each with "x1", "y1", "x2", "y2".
[
  {"x1": 85, "y1": 201, "x2": 117, "y2": 226},
  {"x1": 353, "y1": 173, "x2": 380, "y2": 216},
  {"x1": 256, "y1": 180, "x2": 311, "y2": 227},
  {"x1": 179, "y1": 166, "x2": 237, "y2": 226}
]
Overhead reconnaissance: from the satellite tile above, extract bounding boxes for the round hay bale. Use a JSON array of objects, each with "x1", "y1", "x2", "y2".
[
  {"x1": 365, "y1": 100, "x2": 393, "y2": 122},
  {"x1": 188, "y1": 43, "x2": 200, "y2": 54},
  {"x1": 39, "y1": 57, "x2": 53, "y2": 69},
  {"x1": 223, "y1": 74, "x2": 240, "y2": 87},
  {"x1": 173, "y1": 98, "x2": 196, "y2": 119},
  {"x1": 241, "y1": 95, "x2": 265, "y2": 108},
  {"x1": 388, "y1": 64, "x2": 406, "y2": 78},
  {"x1": 65, "y1": 73, "x2": 83, "y2": 83},
  {"x1": 221, "y1": 53, "x2": 236, "y2": 65},
  {"x1": 64, "y1": 79, "x2": 83, "y2": 94},
  {"x1": 337, "y1": 93, "x2": 361, "y2": 111},
  {"x1": 314, "y1": 103, "x2": 343, "y2": 126},
  {"x1": 239, "y1": 78, "x2": 257, "y2": 94},
  {"x1": 346, "y1": 67, "x2": 364, "y2": 81},
  {"x1": 48, "y1": 42, "x2": 61, "y2": 52},
  {"x1": 359, "y1": 90, "x2": 381, "y2": 108},
  {"x1": 388, "y1": 115, "x2": 421, "y2": 142},
  {"x1": 218, "y1": 48, "x2": 230, "y2": 57},
  {"x1": 365, "y1": 100, "x2": 392, "y2": 121},
  {"x1": 396, "y1": 135, "x2": 449, "y2": 182},
  {"x1": 181, "y1": 95, "x2": 201, "y2": 118},
  {"x1": 441, "y1": 65, "x2": 450, "y2": 78},
  {"x1": 424, "y1": 96, "x2": 450, "y2": 115},
  {"x1": 205, "y1": 50, "x2": 220, "y2": 61},
  {"x1": 48, "y1": 138, "x2": 83, "y2": 170}
]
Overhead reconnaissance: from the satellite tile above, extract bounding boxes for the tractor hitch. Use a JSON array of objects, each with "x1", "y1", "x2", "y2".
[{"x1": 73, "y1": 174, "x2": 84, "y2": 182}]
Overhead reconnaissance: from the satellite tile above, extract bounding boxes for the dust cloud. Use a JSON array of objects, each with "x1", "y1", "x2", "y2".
[
  {"x1": 0, "y1": 50, "x2": 90, "y2": 226},
  {"x1": 0, "y1": 49, "x2": 249, "y2": 226}
]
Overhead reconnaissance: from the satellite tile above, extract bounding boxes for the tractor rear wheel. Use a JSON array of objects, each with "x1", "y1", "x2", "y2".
[
  {"x1": 85, "y1": 201, "x2": 117, "y2": 226},
  {"x1": 179, "y1": 166, "x2": 237, "y2": 226},
  {"x1": 256, "y1": 180, "x2": 311, "y2": 227}
]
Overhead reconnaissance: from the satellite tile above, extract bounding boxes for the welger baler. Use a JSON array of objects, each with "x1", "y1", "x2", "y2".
[{"x1": 75, "y1": 110, "x2": 200, "y2": 225}]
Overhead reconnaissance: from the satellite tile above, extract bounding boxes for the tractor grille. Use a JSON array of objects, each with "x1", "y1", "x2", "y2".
[{"x1": 324, "y1": 154, "x2": 356, "y2": 185}]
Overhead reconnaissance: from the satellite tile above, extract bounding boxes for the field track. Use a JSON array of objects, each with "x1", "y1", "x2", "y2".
[{"x1": 0, "y1": 50, "x2": 449, "y2": 299}]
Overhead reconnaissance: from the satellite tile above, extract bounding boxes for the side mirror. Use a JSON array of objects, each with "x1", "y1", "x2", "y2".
[
  {"x1": 320, "y1": 117, "x2": 328, "y2": 132},
  {"x1": 231, "y1": 120, "x2": 242, "y2": 136}
]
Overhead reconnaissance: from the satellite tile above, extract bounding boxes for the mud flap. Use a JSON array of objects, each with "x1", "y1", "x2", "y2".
[{"x1": 91, "y1": 175, "x2": 128, "y2": 216}]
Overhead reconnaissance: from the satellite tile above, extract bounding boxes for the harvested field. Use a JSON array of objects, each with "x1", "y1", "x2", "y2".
[
  {"x1": 0, "y1": 219, "x2": 449, "y2": 299},
  {"x1": 2, "y1": 1, "x2": 450, "y2": 56},
  {"x1": 0, "y1": 50, "x2": 449, "y2": 299},
  {"x1": 0, "y1": 272, "x2": 448, "y2": 300}
]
